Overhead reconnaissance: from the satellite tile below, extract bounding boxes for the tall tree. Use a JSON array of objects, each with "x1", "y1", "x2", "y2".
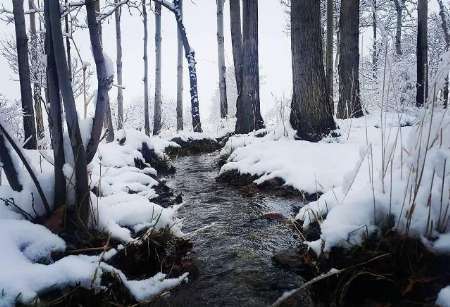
[
  {"x1": 47, "y1": 0, "x2": 91, "y2": 226},
  {"x1": 45, "y1": 1, "x2": 66, "y2": 208},
  {"x1": 115, "y1": 0, "x2": 124, "y2": 129},
  {"x1": 176, "y1": 0, "x2": 183, "y2": 130},
  {"x1": 235, "y1": 0, "x2": 264, "y2": 134},
  {"x1": 393, "y1": 0, "x2": 404, "y2": 56},
  {"x1": 372, "y1": 0, "x2": 378, "y2": 77},
  {"x1": 28, "y1": 0, "x2": 45, "y2": 142},
  {"x1": 438, "y1": 0, "x2": 448, "y2": 108},
  {"x1": 153, "y1": 2, "x2": 162, "y2": 135},
  {"x1": 416, "y1": 0, "x2": 428, "y2": 107},
  {"x1": 229, "y1": 0, "x2": 243, "y2": 98},
  {"x1": 12, "y1": 0, "x2": 37, "y2": 149},
  {"x1": 337, "y1": 0, "x2": 363, "y2": 119},
  {"x1": 325, "y1": 0, "x2": 334, "y2": 113},
  {"x1": 217, "y1": 0, "x2": 228, "y2": 118},
  {"x1": 143, "y1": 0, "x2": 150, "y2": 135},
  {"x1": 290, "y1": 0, "x2": 336, "y2": 141}
]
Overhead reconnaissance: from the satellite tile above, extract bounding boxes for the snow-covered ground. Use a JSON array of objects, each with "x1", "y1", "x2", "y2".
[
  {"x1": 220, "y1": 107, "x2": 450, "y2": 305},
  {"x1": 0, "y1": 129, "x2": 187, "y2": 306}
]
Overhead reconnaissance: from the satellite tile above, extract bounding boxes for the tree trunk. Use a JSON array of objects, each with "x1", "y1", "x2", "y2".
[
  {"x1": 176, "y1": 0, "x2": 183, "y2": 130},
  {"x1": 64, "y1": 0, "x2": 72, "y2": 81},
  {"x1": 416, "y1": 0, "x2": 428, "y2": 107},
  {"x1": 337, "y1": 0, "x2": 363, "y2": 119},
  {"x1": 229, "y1": 0, "x2": 243, "y2": 97},
  {"x1": 438, "y1": 0, "x2": 449, "y2": 108},
  {"x1": 172, "y1": 0, "x2": 202, "y2": 132},
  {"x1": 143, "y1": 0, "x2": 150, "y2": 136},
  {"x1": 47, "y1": 0, "x2": 91, "y2": 225},
  {"x1": 325, "y1": 0, "x2": 334, "y2": 114},
  {"x1": 372, "y1": 0, "x2": 377, "y2": 78},
  {"x1": 0, "y1": 130, "x2": 22, "y2": 192},
  {"x1": 217, "y1": 0, "x2": 228, "y2": 118},
  {"x1": 393, "y1": 0, "x2": 403, "y2": 56},
  {"x1": 115, "y1": 0, "x2": 124, "y2": 129},
  {"x1": 290, "y1": 0, "x2": 336, "y2": 141},
  {"x1": 235, "y1": 0, "x2": 264, "y2": 134},
  {"x1": 45, "y1": 13, "x2": 66, "y2": 209},
  {"x1": 85, "y1": 0, "x2": 113, "y2": 162},
  {"x1": 153, "y1": 2, "x2": 162, "y2": 135},
  {"x1": 12, "y1": 0, "x2": 37, "y2": 149},
  {"x1": 28, "y1": 0, "x2": 45, "y2": 142}
]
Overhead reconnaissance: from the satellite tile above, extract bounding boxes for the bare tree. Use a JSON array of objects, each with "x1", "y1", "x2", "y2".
[
  {"x1": 229, "y1": 0, "x2": 243, "y2": 98},
  {"x1": 290, "y1": 0, "x2": 336, "y2": 141},
  {"x1": 325, "y1": 0, "x2": 334, "y2": 113},
  {"x1": 12, "y1": 0, "x2": 37, "y2": 149},
  {"x1": 337, "y1": 0, "x2": 363, "y2": 119},
  {"x1": 235, "y1": 0, "x2": 264, "y2": 134},
  {"x1": 416, "y1": 0, "x2": 428, "y2": 107},
  {"x1": 28, "y1": 0, "x2": 44, "y2": 142},
  {"x1": 393, "y1": 0, "x2": 404, "y2": 55},
  {"x1": 176, "y1": 0, "x2": 183, "y2": 130},
  {"x1": 438, "y1": 0, "x2": 448, "y2": 108},
  {"x1": 143, "y1": 0, "x2": 150, "y2": 135},
  {"x1": 217, "y1": 0, "x2": 228, "y2": 118},
  {"x1": 153, "y1": 1, "x2": 162, "y2": 135},
  {"x1": 115, "y1": 0, "x2": 124, "y2": 129}
]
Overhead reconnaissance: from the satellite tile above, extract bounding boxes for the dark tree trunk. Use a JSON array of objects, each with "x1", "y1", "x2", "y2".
[
  {"x1": 85, "y1": 0, "x2": 113, "y2": 161},
  {"x1": 0, "y1": 130, "x2": 22, "y2": 192},
  {"x1": 176, "y1": 0, "x2": 183, "y2": 131},
  {"x1": 217, "y1": 0, "x2": 228, "y2": 118},
  {"x1": 337, "y1": 0, "x2": 363, "y2": 119},
  {"x1": 12, "y1": 0, "x2": 37, "y2": 149},
  {"x1": 64, "y1": 0, "x2": 72, "y2": 81},
  {"x1": 438, "y1": 0, "x2": 449, "y2": 108},
  {"x1": 416, "y1": 0, "x2": 428, "y2": 107},
  {"x1": 229, "y1": 0, "x2": 243, "y2": 97},
  {"x1": 48, "y1": 0, "x2": 91, "y2": 225},
  {"x1": 393, "y1": 0, "x2": 403, "y2": 56},
  {"x1": 235, "y1": 0, "x2": 264, "y2": 134},
  {"x1": 28, "y1": 0, "x2": 45, "y2": 142},
  {"x1": 326, "y1": 0, "x2": 334, "y2": 113},
  {"x1": 45, "y1": 2, "x2": 66, "y2": 208},
  {"x1": 115, "y1": 0, "x2": 124, "y2": 129},
  {"x1": 372, "y1": 0, "x2": 377, "y2": 78},
  {"x1": 290, "y1": 0, "x2": 336, "y2": 141},
  {"x1": 153, "y1": 2, "x2": 162, "y2": 135},
  {"x1": 143, "y1": 0, "x2": 150, "y2": 136}
]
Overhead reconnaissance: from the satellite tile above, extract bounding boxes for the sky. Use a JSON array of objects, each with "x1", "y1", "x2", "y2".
[{"x1": 0, "y1": 0, "x2": 292, "y2": 121}]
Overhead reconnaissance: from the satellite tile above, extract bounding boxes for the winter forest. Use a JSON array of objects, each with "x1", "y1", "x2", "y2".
[{"x1": 0, "y1": 0, "x2": 450, "y2": 305}]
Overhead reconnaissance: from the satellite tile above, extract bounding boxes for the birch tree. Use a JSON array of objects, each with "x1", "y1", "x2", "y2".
[
  {"x1": 176, "y1": 0, "x2": 183, "y2": 130},
  {"x1": 217, "y1": 0, "x2": 228, "y2": 118},
  {"x1": 153, "y1": 1, "x2": 162, "y2": 135}
]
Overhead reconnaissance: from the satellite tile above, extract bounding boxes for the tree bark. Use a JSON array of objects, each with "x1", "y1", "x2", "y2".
[
  {"x1": 64, "y1": 0, "x2": 72, "y2": 81},
  {"x1": 115, "y1": 0, "x2": 124, "y2": 129},
  {"x1": 416, "y1": 0, "x2": 428, "y2": 107},
  {"x1": 290, "y1": 0, "x2": 336, "y2": 141},
  {"x1": 325, "y1": 0, "x2": 334, "y2": 114},
  {"x1": 0, "y1": 130, "x2": 22, "y2": 192},
  {"x1": 45, "y1": 2, "x2": 66, "y2": 209},
  {"x1": 229, "y1": 0, "x2": 243, "y2": 97},
  {"x1": 372, "y1": 0, "x2": 377, "y2": 78},
  {"x1": 217, "y1": 0, "x2": 228, "y2": 118},
  {"x1": 235, "y1": 0, "x2": 264, "y2": 134},
  {"x1": 28, "y1": 0, "x2": 45, "y2": 142},
  {"x1": 176, "y1": 0, "x2": 183, "y2": 130},
  {"x1": 143, "y1": 0, "x2": 150, "y2": 136},
  {"x1": 153, "y1": 2, "x2": 162, "y2": 135},
  {"x1": 337, "y1": 0, "x2": 363, "y2": 119},
  {"x1": 438, "y1": 0, "x2": 449, "y2": 108},
  {"x1": 85, "y1": 0, "x2": 113, "y2": 161},
  {"x1": 12, "y1": 0, "x2": 37, "y2": 149},
  {"x1": 47, "y1": 0, "x2": 91, "y2": 225},
  {"x1": 393, "y1": 0, "x2": 403, "y2": 56}
]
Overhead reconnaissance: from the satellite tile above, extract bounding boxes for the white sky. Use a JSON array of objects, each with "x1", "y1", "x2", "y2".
[{"x1": 0, "y1": 0, "x2": 292, "y2": 120}]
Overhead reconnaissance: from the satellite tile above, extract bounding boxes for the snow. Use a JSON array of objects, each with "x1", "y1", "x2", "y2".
[
  {"x1": 0, "y1": 129, "x2": 186, "y2": 306},
  {"x1": 220, "y1": 107, "x2": 450, "y2": 255},
  {"x1": 437, "y1": 286, "x2": 450, "y2": 307}
]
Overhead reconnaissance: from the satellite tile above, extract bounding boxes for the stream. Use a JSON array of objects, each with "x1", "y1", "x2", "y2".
[{"x1": 156, "y1": 151, "x2": 309, "y2": 306}]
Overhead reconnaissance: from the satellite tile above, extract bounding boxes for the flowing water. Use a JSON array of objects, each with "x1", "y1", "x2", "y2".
[{"x1": 156, "y1": 152, "x2": 308, "y2": 306}]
